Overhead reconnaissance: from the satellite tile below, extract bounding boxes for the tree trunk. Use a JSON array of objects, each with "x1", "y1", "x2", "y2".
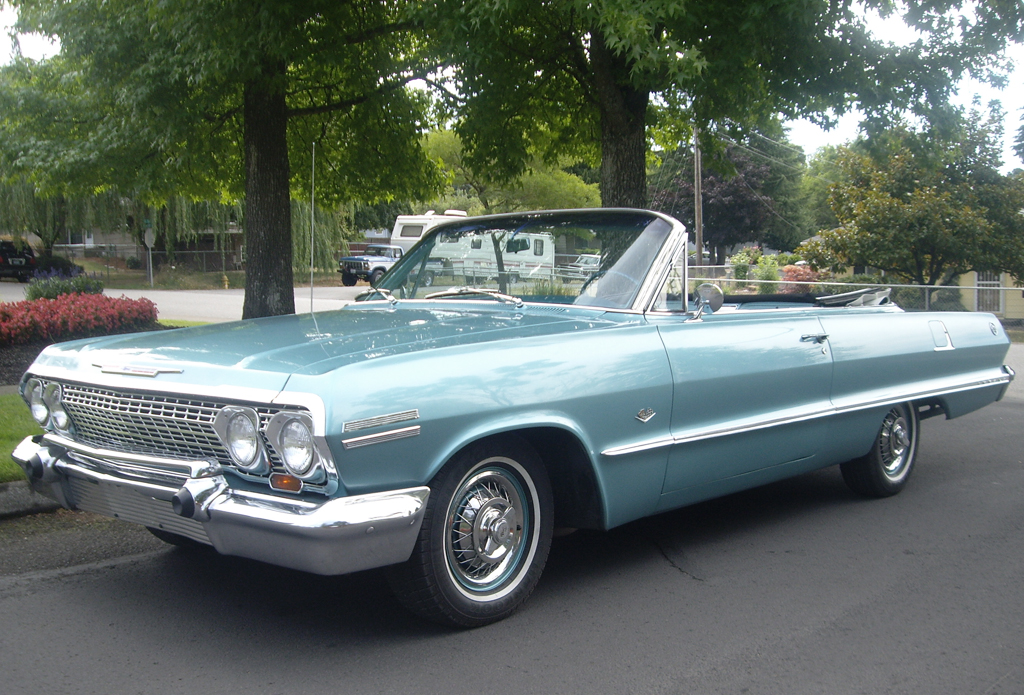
[
  {"x1": 591, "y1": 33, "x2": 649, "y2": 209},
  {"x1": 242, "y1": 63, "x2": 295, "y2": 319}
]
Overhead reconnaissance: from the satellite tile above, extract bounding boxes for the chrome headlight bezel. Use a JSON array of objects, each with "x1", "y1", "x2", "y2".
[
  {"x1": 265, "y1": 411, "x2": 322, "y2": 481},
  {"x1": 212, "y1": 406, "x2": 268, "y2": 474},
  {"x1": 24, "y1": 378, "x2": 48, "y2": 425},
  {"x1": 42, "y1": 382, "x2": 70, "y2": 431}
]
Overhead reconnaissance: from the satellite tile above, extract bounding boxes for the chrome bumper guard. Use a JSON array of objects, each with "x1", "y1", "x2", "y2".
[{"x1": 12, "y1": 435, "x2": 429, "y2": 576}]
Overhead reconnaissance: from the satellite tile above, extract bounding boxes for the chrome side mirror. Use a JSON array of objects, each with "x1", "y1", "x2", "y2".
[{"x1": 688, "y1": 283, "x2": 724, "y2": 321}]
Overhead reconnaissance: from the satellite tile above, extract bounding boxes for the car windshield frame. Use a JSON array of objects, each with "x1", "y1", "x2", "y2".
[{"x1": 369, "y1": 209, "x2": 685, "y2": 313}]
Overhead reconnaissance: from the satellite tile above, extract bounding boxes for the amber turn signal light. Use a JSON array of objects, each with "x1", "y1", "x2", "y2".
[{"x1": 269, "y1": 473, "x2": 303, "y2": 492}]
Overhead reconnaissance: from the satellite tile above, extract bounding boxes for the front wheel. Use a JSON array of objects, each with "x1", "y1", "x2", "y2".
[
  {"x1": 387, "y1": 435, "x2": 553, "y2": 627},
  {"x1": 841, "y1": 402, "x2": 919, "y2": 498},
  {"x1": 341, "y1": 271, "x2": 357, "y2": 286}
]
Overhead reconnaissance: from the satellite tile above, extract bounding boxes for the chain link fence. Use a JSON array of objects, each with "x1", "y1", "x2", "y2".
[{"x1": 690, "y1": 268, "x2": 1020, "y2": 320}]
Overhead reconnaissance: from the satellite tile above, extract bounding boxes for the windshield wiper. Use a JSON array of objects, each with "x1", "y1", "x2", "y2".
[{"x1": 424, "y1": 287, "x2": 524, "y2": 307}]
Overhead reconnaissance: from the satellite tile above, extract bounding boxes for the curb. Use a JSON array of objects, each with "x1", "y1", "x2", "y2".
[{"x1": 0, "y1": 480, "x2": 61, "y2": 520}]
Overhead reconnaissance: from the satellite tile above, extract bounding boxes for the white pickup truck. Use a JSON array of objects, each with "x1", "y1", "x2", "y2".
[{"x1": 338, "y1": 244, "x2": 404, "y2": 286}]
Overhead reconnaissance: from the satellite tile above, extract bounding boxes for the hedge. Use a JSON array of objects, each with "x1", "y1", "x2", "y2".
[{"x1": 0, "y1": 294, "x2": 159, "y2": 347}]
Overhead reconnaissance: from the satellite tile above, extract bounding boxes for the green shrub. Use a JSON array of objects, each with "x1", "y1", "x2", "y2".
[
  {"x1": 125, "y1": 256, "x2": 142, "y2": 269},
  {"x1": 753, "y1": 255, "x2": 779, "y2": 294},
  {"x1": 728, "y1": 246, "x2": 762, "y2": 267},
  {"x1": 774, "y1": 252, "x2": 804, "y2": 267},
  {"x1": 25, "y1": 273, "x2": 105, "y2": 301}
]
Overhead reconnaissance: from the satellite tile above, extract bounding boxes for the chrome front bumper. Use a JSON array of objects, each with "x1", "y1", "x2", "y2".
[{"x1": 12, "y1": 435, "x2": 429, "y2": 576}]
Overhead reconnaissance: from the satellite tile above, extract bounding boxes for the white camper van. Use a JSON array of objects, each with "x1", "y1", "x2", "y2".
[
  {"x1": 428, "y1": 230, "x2": 556, "y2": 285},
  {"x1": 389, "y1": 210, "x2": 468, "y2": 252}
]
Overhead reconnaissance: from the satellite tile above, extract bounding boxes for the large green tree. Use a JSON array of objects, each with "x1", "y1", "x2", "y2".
[
  {"x1": 421, "y1": 129, "x2": 600, "y2": 214},
  {"x1": 802, "y1": 105, "x2": 1024, "y2": 285},
  {"x1": 1, "y1": 0, "x2": 443, "y2": 317},
  {"x1": 425, "y1": 0, "x2": 1017, "y2": 210}
]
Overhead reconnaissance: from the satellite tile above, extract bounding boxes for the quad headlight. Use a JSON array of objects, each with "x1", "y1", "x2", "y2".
[
  {"x1": 42, "y1": 382, "x2": 70, "y2": 431},
  {"x1": 24, "y1": 378, "x2": 48, "y2": 424},
  {"x1": 279, "y1": 419, "x2": 314, "y2": 475},
  {"x1": 212, "y1": 406, "x2": 268, "y2": 473},
  {"x1": 266, "y1": 412, "x2": 321, "y2": 480}
]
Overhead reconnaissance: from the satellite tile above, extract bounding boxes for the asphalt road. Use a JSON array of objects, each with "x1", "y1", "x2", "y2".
[
  {"x1": 0, "y1": 280, "x2": 365, "y2": 322},
  {"x1": 1, "y1": 397, "x2": 1022, "y2": 695}
]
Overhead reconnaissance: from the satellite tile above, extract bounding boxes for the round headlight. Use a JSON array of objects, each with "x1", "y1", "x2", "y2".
[
  {"x1": 280, "y1": 419, "x2": 314, "y2": 476},
  {"x1": 226, "y1": 412, "x2": 260, "y2": 468},
  {"x1": 43, "y1": 382, "x2": 69, "y2": 430},
  {"x1": 26, "y1": 379, "x2": 48, "y2": 425}
]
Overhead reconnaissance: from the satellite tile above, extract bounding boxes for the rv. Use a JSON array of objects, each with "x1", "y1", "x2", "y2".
[
  {"x1": 425, "y1": 230, "x2": 556, "y2": 285},
  {"x1": 389, "y1": 210, "x2": 468, "y2": 252}
]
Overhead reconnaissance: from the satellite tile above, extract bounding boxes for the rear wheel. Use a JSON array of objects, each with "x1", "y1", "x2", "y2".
[
  {"x1": 387, "y1": 435, "x2": 553, "y2": 627},
  {"x1": 841, "y1": 402, "x2": 919, "y2": 497}
]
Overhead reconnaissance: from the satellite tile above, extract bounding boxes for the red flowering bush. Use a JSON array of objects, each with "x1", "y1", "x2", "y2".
[
  {"x1": 780, "y1": 265, "x2": 823, "y2": 294},
  {"x1": 0, "y1": 294, "x2": 159, "y2": 347}
]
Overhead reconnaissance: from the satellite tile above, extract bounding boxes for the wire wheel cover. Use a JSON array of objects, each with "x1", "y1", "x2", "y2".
[
  {"x1": 879, "y1": 408, "x2": 912, "y2": 478},
  {"x1": 445, "y1": 463, "x2": 530, "y2": 593}
]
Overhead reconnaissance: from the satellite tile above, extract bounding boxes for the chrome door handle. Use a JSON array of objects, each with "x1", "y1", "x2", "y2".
[{"x1": 801, "y1": 333, "x2": 829, "y2": 344}]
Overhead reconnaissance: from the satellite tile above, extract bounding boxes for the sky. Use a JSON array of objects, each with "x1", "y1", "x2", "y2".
[{"x1": 3, "y1": 5, "x2": 1022, "y2": 172}]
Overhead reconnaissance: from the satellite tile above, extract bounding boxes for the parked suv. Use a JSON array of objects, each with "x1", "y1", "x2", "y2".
[
  {"x1": 338, "y1": 244, "x2": 403, "y2": 286},
  {"x1": 0, "y1": 240, "x2": 37, "y2": 282}
]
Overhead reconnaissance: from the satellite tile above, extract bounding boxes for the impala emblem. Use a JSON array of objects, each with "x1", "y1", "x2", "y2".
[{"x1": 636, "y1": 408, "x2": 656, "y2": 423}]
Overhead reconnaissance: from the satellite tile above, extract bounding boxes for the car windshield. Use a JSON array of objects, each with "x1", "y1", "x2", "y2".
[
  {"x1": 365, "y1": 247, "x2": 391, "y2": 257},
  {"x1": 372, "y1": 210, "x2": 675, "y2": 310}
]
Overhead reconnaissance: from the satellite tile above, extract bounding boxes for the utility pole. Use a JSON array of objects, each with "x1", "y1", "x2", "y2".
[{"x1": 693, "y1": 124, "x2": 703, "y2": 269}]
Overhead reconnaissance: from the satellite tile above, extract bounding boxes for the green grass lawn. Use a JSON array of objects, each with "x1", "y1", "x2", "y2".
[{"x1": 0, "y1": 393, "x2": 40, "y2": 484}]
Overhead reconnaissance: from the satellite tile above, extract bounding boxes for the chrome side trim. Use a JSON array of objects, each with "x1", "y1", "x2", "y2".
[
  {"x1": 342, "y1": 425, "x2": 421, "y2": 450},
  {"x1": 602, "y1": 370, "x2": 1011, "y2": 457},
  {"x1": 344, "y1": 409, "x2": 420, "y2": 433}
]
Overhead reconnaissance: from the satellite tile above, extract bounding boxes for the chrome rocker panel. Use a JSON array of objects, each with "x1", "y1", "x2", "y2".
[{"x1": 12, "y1": 435, "x2": 430, "y2": 576}]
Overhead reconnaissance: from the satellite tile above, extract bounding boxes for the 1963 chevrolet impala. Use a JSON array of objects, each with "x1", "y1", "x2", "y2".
[{"x1": 13, "y1": 209, "x2": 1013, "y2": 627}]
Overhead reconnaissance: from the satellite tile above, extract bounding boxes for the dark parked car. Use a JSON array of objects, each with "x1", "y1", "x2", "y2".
[{"x1": 0, "y1": 240, "x2": 37, "y2": 282}]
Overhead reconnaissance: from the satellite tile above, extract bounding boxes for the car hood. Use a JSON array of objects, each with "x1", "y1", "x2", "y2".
[{"x1": 28, "y1": 303, "x2": 635, "y2": 391}]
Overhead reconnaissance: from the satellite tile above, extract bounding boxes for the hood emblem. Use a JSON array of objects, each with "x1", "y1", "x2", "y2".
[
  {"x1": 636, "y1": 408, "x2": 656, "y2": 423},
  {"x1": 93, "y1": 364, "x2": 184, "y2": 378}
]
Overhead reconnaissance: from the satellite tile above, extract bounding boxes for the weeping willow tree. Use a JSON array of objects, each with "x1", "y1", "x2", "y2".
[
  {"x1": 0, "y1": 183, "x2": 133, "y2": 253},
  {"x1": 290, "y1": 201, "x2": 357, "y2": 272},
  {"x1": 2, "y1": 180, "x2": 354, "y2": 272}
]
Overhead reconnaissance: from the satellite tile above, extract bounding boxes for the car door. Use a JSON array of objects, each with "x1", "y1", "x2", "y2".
[{"x1": 652, "y1": 309, "x2": 834, "y2": 499}]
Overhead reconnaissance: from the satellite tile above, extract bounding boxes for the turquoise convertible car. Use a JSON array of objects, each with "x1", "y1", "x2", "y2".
[{"x1": 13, "y1": 209, "x2": 1014, "y2": 627}]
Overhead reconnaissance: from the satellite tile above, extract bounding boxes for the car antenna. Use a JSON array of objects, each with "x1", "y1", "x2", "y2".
[
  {"x1": 308, "y1": 142, "x2": 324, "y2": 341},
  {"x1": 310, "y1": 140, "x2": 316, "y2": 314}
]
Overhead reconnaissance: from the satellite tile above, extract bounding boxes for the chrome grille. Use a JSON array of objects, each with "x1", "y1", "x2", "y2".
[{"x1": 51, "y1": 381, "x2": 293, "y2": 467}]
